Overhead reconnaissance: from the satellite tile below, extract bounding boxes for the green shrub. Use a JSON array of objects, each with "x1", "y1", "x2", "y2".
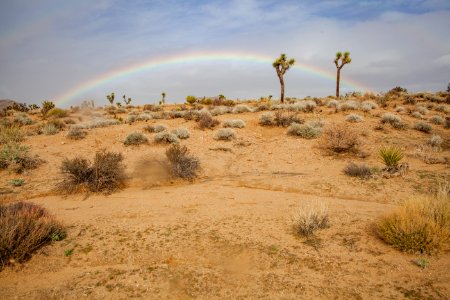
[
  {"x1": 376, "y1": 196, "x2": 450, "y2": 254},
  {"x1": 379, "y1": 146, "x2": 403, "y2": 168},
  {"x1": 293, "y1": 200, "x2": 329, "y2": 236},
  {"x1": 41, "y1": 100, "x2": 55, "y2": 116},
  {"x1": 123, "y1": 132, "x2": 148, "y2": 146},
  {"x1": 46, "y1": 108, "x2": 68, "y2": 119},
  {"x1": 58, "y1": 150, "x2": 125, "y2": 193},
  {"x1": 14, "y1": 113, "x2": 32, "y2": 125},
  {"x1": 414, "y1": 122, "x2": 432, "y2": 133},
  {"x1": 9, "y1": 178, "x2": 25, "y2": 186},
  {"x1": 165, "y1": 144, "x2": 200, "y2": 180},
  {"x1": 0, "y1": 143, "x2": 42, "y2": 173},
  {"x1": 186, "y1": 95, "x2": 197, "y2": 105},
  {"x1": 0, "y1": 201, "x2": 65, "y2": 269}
]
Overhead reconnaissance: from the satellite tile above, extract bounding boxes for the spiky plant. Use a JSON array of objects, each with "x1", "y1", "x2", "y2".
[
  {"x1": 41, "y1": 100, "x2": 55, "y2": 117},
  {"x1": 334, "y1": 51, "x2": 352, "y2": 98},
  {"x1": 273, "y1": 54, "x2": 295, "y2": 103},
  {"x1": 106, "y1": 92, "x2": 115, "y2": 105},
  {"x1": 379, "y1": 146, "x2": 404, "y2": 168}
]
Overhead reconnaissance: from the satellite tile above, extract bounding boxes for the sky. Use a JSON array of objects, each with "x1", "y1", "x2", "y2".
[{"x1": 0, "y1": 0, "x2": 449, "y2": 107}]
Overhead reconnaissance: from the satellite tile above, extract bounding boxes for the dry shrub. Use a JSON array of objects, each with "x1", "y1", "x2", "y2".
[
  {"x1": 343, "y1": 162, "x2": 374, "y2": 179},
  {"x1": 123, "y1": 132, "x2": 148, "y2": 146},
  {"x1": 46, "y1": 108, "x2": 69, "y2": 119},
  {"x1": 197, "y1": 114, "x2": 220, "y2": 129},
  {"x1": 0, "y1": 143, "x2": 43, "y2": 173},
  {"x1": 58, "y1": 150, "x2": 125, "y2": 193},
  {"x1": 0, "y1": 201, "x2": 65, "y2": 269},
  {"x1": 274, "y1": 111, "x2": 303, "y2": 127},
  {"x1": 67, "y1": 127, "x2": 87, "y2": 140},
  {"x1": 376, "y1": 195, "x2": 450, "y2": 254},
  {"x1": 320, "y1": 123, "x2": 360, "y2": 153},
  {"x1": 165, "y1": 144, "x2": 200, "y2": 180},
  {"x1": 0, "y1": 125, "x2": 25, "y2": 144},
  {"x1": 293, "y1": 200, "x2": 329, "y2": 236}
]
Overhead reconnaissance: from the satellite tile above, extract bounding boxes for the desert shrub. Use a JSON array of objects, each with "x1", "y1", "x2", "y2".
[
  {"x1": 171, "y1": 128, "x2": 190, "y2": 139},
  {"x1": 429, "y1": 115, "x2": 444, "y2": 125},
  {"x1": 360, "y1": 101, "x2": 378, "y2": 112},
  {"x1": 210, "y1": 106, "x2": 231, "y2": 116},
  {"x1": 343, "y1": 162, "x2": 373, "y2": 179},
  {"x1": 197, "y1": 114, "x2": 220, "y2": 129},
  {"x1": 403, "y1": 96, "x2": 417, "y2": 105},
  {"x1": 67, "y1": 127, "x2": 87, "y2": 140},
  {"x1": 14, "y1": 113, "x2": 32, "y2": 125},
  {"x1": 154, "y1": 132, "x2": 179, "y2": 144},
  {"x1": 274, "y1": 111, "x2": 303, "y2": 127},
  {"x1": 74, "y1": 118, "x2": 120, "y2": 129},
  {"x1": 59, "y1": 150, "x2": 125, "y2": 193},
  {"x1": 411, "y1": 112, "x2": 423, "y2": 119},
  {"x1": 127, "y1": 115, "x2": 137, "y2": 123},
  {"x1": 259, "y1": 113, "x2": 274, "y2": 126},
  {"x1": 232, "y1": 105, "x2": 252, "y2": 114},
  {"x1": 445, "y1": 117, "x2": 450, "y2": 129},
  {"x1": 143, "y1": 124, "x2": 167, "y2": 133},
  {"x1": 416, "y1": 106, "x2": 428, "y2": 115},
  {"x1": 326, "y1": 100, "x2": 339, "y2": 108},
  {"x1": 338, "y1": 100, "x2": 359, "y2": 111},
  {"x1": 0, "y1": 143, "x2": 42, "y2": 173},
  {"x1": 41, "y1": 101, "x2": 55, "y2": 116},
  {"x1": 46, "y1": 108, "x2": 68, "y2": 119},
  {"x1": 124, "y1": 132, "x2": 148, "y2": 146},
  {"x1": 186, "y1": 95, "x2": 197, "y2": 105},
  {"x1": 345, "y1": 114, "x2": 363, "y2": 123},
  {"x1": 320, "y1": 123, "x2": 360, "y2": 153},
  {"x1": 63, "y1": 118, "x2": 76, "y2": 125},
  {"x1": 0, "y1": 125, "x2": 25, "y2": 144},
  {"x1": 376, "y1": 196, "x2": 450, "y2": 254},
  {"x1": 429, "y1": 134, "x2": 443, "y2": 148},
  {"x1": 41, "y1": 123, "x2": 59, "y2": 135},
  {"x1": 165, "y1": 144, "x2": 200, "y2": 180},
  {"x1": 286, "y1": 101, "x2": 316, "y2": 112},
  {"x1": 287, "y1": 123, "x2": 322, "y2": 139},
  {"x1": 0, "y1": 201, "x2": 65, "y2": 269},
  {"x1": 435, "y1": 105, "x2": 450, "y2": 113},
  {"x1": 223, "y1": 119, "x2": 245, "y2": 128},
  {"x1": 293, "y1": 200, "x2": 329, "y2": 236},
  {"x1": 414, "y1": 122, "x2": 432, "y2": 133},
  {"x1": 379, "y1": 146, "x2": 403, "y2": 168},
  {"x1": 380, "y1": 113, "x2": 407, "y2": 129},
  {"x1": 395, "y1": 106, "x2": 405, "y2": 113},
  {"x1": 214, "y1": 128, "x2": 236, "y2": 141},
  {"x1": 143, "y1": 104, "x2": 163, "y2": 112}
]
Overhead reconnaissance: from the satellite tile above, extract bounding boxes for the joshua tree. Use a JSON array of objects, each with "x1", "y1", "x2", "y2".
[
  {"x1": 106, "y1": 92, "x2": 115, "y2": 105},
  {"x1": 116, "y1": 102, "x2": 122, "y2": 108},
  {"x1": 334, "y1": 52, "x2": 352, "y2": 98},
  {"x1": 41, "y1": 100, "x2": 55, "y2": 116},
  {"x1": 273, "y1": 54, "x2": 295, "y2": 103},
  {"x1": 122, "y1": 94, "x2": 132, "y2": 105},
  {"x1": 160, "y1": 92, "x2": 166, "y2": 105}
]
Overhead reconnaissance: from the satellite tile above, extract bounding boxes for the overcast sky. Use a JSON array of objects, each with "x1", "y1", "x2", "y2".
[{"x1": 0, "y1": 0, "x2": 449, "y2": 107}]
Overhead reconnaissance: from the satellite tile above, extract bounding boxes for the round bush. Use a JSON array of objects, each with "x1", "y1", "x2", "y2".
[
  {"x1": 124, "y1": 132, "x2": 148, "y2": 145},
  {"x1": 287, "y1": 123, "x2": 322, "y2": 139},
  {"x1": 214, "y1": 128, "x2": 236, "y2": 141},
  {"x1": 223, "y1": 119, "x2": 246, "y2": 128}
]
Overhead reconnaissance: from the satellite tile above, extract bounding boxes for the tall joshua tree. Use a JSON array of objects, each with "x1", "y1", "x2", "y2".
[
  {"x1": 334, "y1": 51, "x2": 352, "y2": 98},
  {"x1": 160, "y1": 92, "x2": 166, "y2": 105},
  {"x1": 273, "y1": 54, "x2": 295, "y2": 103}
]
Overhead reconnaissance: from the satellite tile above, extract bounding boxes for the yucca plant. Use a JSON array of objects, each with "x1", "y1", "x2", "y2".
[{"x1": 379, "y1": 146, "x2": 404, "y2": 168}]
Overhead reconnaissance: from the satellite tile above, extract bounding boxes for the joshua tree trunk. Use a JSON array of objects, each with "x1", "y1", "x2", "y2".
[
  {"x1": 277, "y1": 71, "x2": 285, "y2": 103},
  {"x1": 336, "y1": 67, "x2": 341, "y2": 98}
]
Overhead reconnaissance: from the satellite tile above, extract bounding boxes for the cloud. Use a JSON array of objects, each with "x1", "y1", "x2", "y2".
[{"x1": 0, "y1": 0, "x2": 449, "y2": 105}]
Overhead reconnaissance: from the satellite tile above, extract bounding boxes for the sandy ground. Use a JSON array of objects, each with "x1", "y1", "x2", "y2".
[{"x1": 0, "y1": 102, "x2": 449, "y2": 299}]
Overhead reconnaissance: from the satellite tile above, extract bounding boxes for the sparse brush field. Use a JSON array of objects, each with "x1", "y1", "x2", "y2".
[{"x1": 0, "y1": 92, "x2": 449, "y2": 299}]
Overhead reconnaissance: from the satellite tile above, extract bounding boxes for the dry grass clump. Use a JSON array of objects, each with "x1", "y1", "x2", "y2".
[
  {"x1": 0, "y1": 201, "x2": 65, "y2": 269},
  {"x1": 360, "y1": 101, "x2": 378, "y2": 112},
  {"x1": 428, "y1": 134, "x2": 443, "y2": 148},
  {"x1": 214, "y1": 128, "x2": 236, "y2": 141},
  {"x1": 376, "y1": 194, "x2": 450, "y2": 254},
  {"x1": 293, "y1": 200, "x2": 329, "y2": 236},
  {"x1": 338, "y1": 100, "x2": 359, "y2": 111},
  {"x1": 343, "y1": 162, "x2": 374, "y2": 179},
  {"x1": 123, "y1": 132, "x2": 148, "y2": 146},
  {"x1": 0, "y1": 125, "x2": 25, "y2": 144},
  {"x1": 197, "y1": 113, "x2": 220, "y2": 129},
  {"x1": 143, "y1": 124, "x2": 167, "y2": 133},
  {"x1": 274, "y1": 111, "x2": 303, "y2": 127},
  {"x1": 320, "y1": 123, "x2": 360, "y2": 153},
  {"x1": 287, "y1": 122, "x2": 322, "y2": 139},
  {"x1": 345, "y1": 114, "x2": 363, "y2": 123},
  {"x1": 165, "y1": 144, "x2": 200, "y2": 180},
  {"x1": 154, "y1": 132, "x2": 179, "y2": 144},
  {"x1": 223, "y1": 119, "x2": 246, "y2": 128},
  {"x1": 41, "y1": 123, "x2": 59, "y2": 135},
  {"x1": 58, "y1": 150, "x2": 125, "y2": 193},
  {"x1": 67, "y1": 127, "x2": 87, "y2": 140},
  {"x1": 0, "y1": 143, "x2": 43, "y2": 173},
  {"x1": 414, "y1": 122, "x2": 432, "y2": 133},
  {"x1": 171, "y1": 127, "x2": 190, "y2": 139},
  {"x1": 429, "y1": 115, "x2": 444, "y2": 125}
]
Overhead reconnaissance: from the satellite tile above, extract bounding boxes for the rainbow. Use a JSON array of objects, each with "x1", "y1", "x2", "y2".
[{"x1": 55, "y1": 51, "x2": 374, "y2": 105}]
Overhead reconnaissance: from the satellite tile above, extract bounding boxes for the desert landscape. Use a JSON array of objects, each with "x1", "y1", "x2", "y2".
[{"x1": 0, "y1": 89, "x2": 449, "y2": 299}]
